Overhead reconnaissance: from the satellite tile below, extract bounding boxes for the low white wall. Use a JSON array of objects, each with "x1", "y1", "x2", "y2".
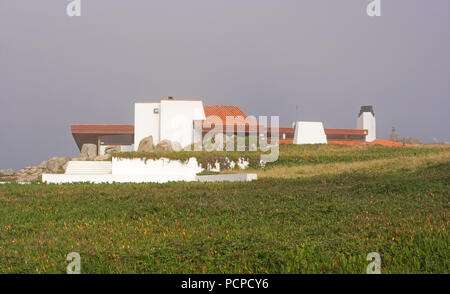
[
  {"x1": 42, "y1": 157, "x2": 252, "y2": 184},
  {"x1": 112, "y1": 157, "x2": 202, "y2": 182}
]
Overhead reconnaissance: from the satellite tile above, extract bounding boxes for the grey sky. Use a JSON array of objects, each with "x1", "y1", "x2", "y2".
[{"x1": 1, "y1": 0, "x2": 449, "y2": 170}]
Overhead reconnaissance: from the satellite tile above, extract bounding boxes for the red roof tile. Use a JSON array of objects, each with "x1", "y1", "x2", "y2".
[{"x1": 202, "y1": 105, "x2": 259, "y2": 127}]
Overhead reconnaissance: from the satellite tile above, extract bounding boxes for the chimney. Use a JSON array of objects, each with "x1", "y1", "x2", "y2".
[
  {"x1": 358, "y1": 105, "x2": 374, "y2": 117},
  {"x1": 357, "y1": 105, "x2": 376, "y2": 142}
]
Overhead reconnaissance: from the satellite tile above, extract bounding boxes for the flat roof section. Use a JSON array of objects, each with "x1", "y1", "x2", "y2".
[{"x1": 71, "y1": 124, "x2": 134, "y2": 134}]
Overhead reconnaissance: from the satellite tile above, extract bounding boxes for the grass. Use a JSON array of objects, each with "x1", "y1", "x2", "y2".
[
  {"x1": 115, "y1": 144, "x2": 448, "y2": 170},
  {"x1": 0, "y1": 145, "x2": 449, "y2": 273}
]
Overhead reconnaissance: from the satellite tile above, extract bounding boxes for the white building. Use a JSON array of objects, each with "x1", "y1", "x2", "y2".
[
  {"x1": 357, "y1": 106, "x2": 376, "y2": 142},
  {"x1": 134, "y1": 98, "x2": 206, "y2": 149}
]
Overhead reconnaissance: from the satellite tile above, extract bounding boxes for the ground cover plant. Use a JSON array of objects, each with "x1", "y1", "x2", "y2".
[{"x1": 0, "y1": 145, "x2": 449, "y2": 273}]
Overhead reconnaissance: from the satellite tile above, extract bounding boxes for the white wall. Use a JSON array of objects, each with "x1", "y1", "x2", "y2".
[
  {"x1": 112, "y1": 157, "x2": 202, "y2": 182},
  {"x1": 159, "y1": 100, "x2": 206, "y2": 148},
  {"x1": 293, "y1": 121, "x2": 328, "y2": 144},
  {"x1": 357, "y1": 112, "x2": 376, "y2": 142},
  {"x1": 134, "y1": 102, "x2": 160, "y2": 150}
]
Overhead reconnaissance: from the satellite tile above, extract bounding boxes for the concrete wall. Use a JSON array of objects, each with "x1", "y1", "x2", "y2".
[
  {"x1": 112, "y1": 157, "x2": 202, "y2": 182},
  {"x1": 357, "y1": 112, "x2": 376, "y2": 142},
  {"x1": 159, "y1": 100, "x2": 206, "y2": 148},
  {"x1": 134, "y1": 102, "x2": 160, "y2": 150},
  {"x1": 293, "y1": 122, "x2": 328, "y2": 144},
  {"x1": 42, "y1": 156, "x2": 255, "y2": 184}
]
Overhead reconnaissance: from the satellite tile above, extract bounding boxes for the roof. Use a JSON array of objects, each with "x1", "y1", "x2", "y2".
[
  {"x1": 71, "y1": 105, "x2": 258, "y2": 136},
  {"x1": 324, "y1": 128, "x2": 368, "y2": 136},
  {"x1": 202, "y1": 105, "x2": 259, "y2": 127},
  {"x1": 71, "y1": 124, "x2": 134, "y2": 134},
  {"x1": 269, "y1": 127, "x2": 368, "y2": 135}
]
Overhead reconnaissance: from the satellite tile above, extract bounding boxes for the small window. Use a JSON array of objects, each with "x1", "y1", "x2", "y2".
[{"x1": 153, "y1": 108, "x2": 159, "y2": 114}]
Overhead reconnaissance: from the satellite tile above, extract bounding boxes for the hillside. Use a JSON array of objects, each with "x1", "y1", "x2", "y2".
[{"x1": 0, "y1": 145, "x2": 449, "y2": 273}]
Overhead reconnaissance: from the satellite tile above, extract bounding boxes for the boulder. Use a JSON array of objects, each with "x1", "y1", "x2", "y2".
[
  {"x1": 0, "y1": 168, "x2": 15, "y2": 177},
  {"x1": 155, "y1": 139, "x2": 173, "y2": 152},
  {"x1": 80, "y1": 144, "x2": 97, "y2": 160},
  {"x1": 15, "y1": 166, "x2": 46, "y2": 182},
  {"x1": 405, "y1": 137, "x2": 422, "y2": 145},
  {"x1": 171, "y1": 141, "x2": 183, "y2": 152},
  {"x1": 213, "y1": 134, "x2": 224, "y2": 151},
  {"x1": 40, "y1": 157, "x2": 71, "y2": 173},
  {"x1": 137, "y1": 136, "x2": 154, "y2": 153},
  {"x1": 105, "y1": 146, "x2": 121, "y2": 155},
  {"x1": 94, "y1": 155, "x2": 111, "y2": 161},
  {"x1": 225, "y1": 135, "x2": 236, "y2": 149}
]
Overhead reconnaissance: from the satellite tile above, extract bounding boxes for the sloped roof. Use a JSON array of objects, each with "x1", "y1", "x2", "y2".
[{"x1": 202, "y1": 105, "x2": 259, "y2": 127}]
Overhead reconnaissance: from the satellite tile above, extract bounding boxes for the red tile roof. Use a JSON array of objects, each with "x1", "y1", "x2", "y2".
[{"x1": 202, "y1": 105, "x2": 259, "y2": 127}]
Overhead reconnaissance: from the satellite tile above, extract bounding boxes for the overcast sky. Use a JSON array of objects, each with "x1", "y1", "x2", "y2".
[{"x1": 1, "y1": 0, "x2": 449, "y2": 170}]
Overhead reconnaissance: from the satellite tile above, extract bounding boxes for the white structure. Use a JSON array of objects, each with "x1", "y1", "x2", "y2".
[
  {"x1": 43, "y1": 158, "x2": 202, "y2": 183},
  {"x1": 134, "y1": 99, "x2": 206, "y2": 149},
  {"x1": 357, "y1": 106, "x2": 376, "y2": 142},
  {"x1": 293, "y1": 121, "x2": 328, "y2": 144},
  {"x1": 42, "y1": 157, "x2": 255, "y2": 184}
]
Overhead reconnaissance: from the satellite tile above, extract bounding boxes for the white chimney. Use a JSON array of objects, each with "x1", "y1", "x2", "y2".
[{"x1": 357, "y1": 106, "x2": 376, "y2": 142}]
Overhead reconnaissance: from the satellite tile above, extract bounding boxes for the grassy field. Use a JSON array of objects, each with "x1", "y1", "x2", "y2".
[{"x1": 0, "y1": 145, "x2": 449, "y2": 273}]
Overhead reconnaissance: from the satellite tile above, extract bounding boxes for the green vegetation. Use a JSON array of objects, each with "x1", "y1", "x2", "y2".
[
  {"x1": 114, "y1": 144, "x2": 448, "y2": 170},
  {"x1": 0, "y1": 145, "x2": 449, "y2": 273}
]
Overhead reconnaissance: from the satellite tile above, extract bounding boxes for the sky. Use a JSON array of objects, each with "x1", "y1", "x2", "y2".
[{"x1": 1, "y1": 0, "x2": 449, "y2": 171}]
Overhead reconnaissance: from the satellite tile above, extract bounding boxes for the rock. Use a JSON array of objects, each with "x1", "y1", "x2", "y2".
[
  {"x1": 155, "y1": 139, "x2": 173, "y2": 152},
  {"x1": 105, "y1": 146, "x2": 121, "y2": 155},
  {"x1": 0, "y1": 168, "x2": 15, "y2": 177},
  {"x1": 213, "y1": 134, "x2": 224, "y2": 151},
  {"x1": 80, "y1": 144, "x2": 97, "y2": 160},
  {"x1": 137, "y1": 136, "x2": 154, "y2": 152},
  {"x1": 15, "y1": 166, "x2": 46, "y2": 182},
  {"x1": 225, "y1": 135, "x2": 236, "y2": 149},
  {"x1": 41, "y1": 157, "x2": 71, "y2": 173},
  {"x1": 405, "y1": 137, "x2": 422, "y2": 145},
  {"x1": 171, "y1": 141, "x2": 183, "y2": 152},
  {"x1": 94, "y1": 155, "x2": 111, "y2": 161}
]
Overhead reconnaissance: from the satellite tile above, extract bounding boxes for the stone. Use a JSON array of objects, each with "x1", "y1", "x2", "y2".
[
  {"x1": 213, "y1": 134, "x2": 224, "y2": 151},
  {"x1": 0, "y1": 168, "x2": 15, "y2": 177},
  {"x1": 170, "y1": 141, "x2": 183, "y2": 152},
  {"x1": 80, "y1": 144, "x2": 97, "y2": 160},
  {"x1": 405, "y1": 137, "x2": 422, "y2": 145},
  {"x1": 41, "y1": 157, "x2": 71, "y2": 173},
  {"x1": 94, "y1": 155, "x2": 111, "y2": 161},
  {"x1": 155, "y1": 139, "x2": 173, "y2": 152},
  {"x1": 105, "y1": 146, "x2": 121, "y2": 155},
  {"x1": 137, "y1": 136, "x2": 154, "y2": 153},
  {"x1": 15, "y1": 166, "x2": 46, "y2": 182}
]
